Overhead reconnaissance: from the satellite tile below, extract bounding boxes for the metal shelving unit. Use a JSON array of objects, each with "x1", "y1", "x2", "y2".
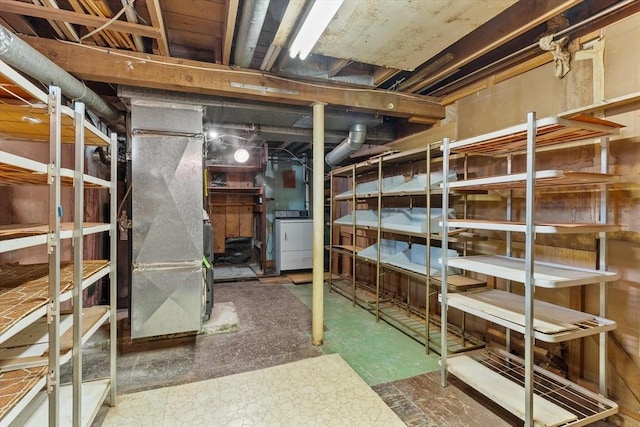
[
  {"x1": 0, "y1": 61, "x2": 117, "y2": 427},
  {"x1": 440, "y1": 112, "x2": 623, "y2": 426},
  {"x1": 327, "y1": 143, "x2": 485, "y2": 354}
]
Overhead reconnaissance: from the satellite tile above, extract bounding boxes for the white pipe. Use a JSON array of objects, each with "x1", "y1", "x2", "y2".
[
  {"x1": 312, "y1": 102, "x2": 325, "y2": 346},
  {"x1": 234, "y1": 0, "x2": 271, "y2": 68},
  {"x1": 0, "y1": 24, "x2": 123, "y2": 124},
  {"x1": 325, "y1": 123, "x2": 367, "y2": 167}
]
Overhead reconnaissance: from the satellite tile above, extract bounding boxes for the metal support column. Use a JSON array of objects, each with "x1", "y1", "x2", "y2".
[
  {"x1": 425, "y1": 143, "x2": 431, "y2": 354},
  {"x1": 48, "y1": 86, "x2": 62, "y2": 427},
  {"x1": 524, "y1": 111, "x2": 537, "y2": 427},
  {"x1": 72, "y1": 102, "x2": 85, "y2": 427},
  {"x1": 505, "y1": 154, "x2": 513, "y2": 352},
  {"x1": 312, "y1": 102, "x2": 325, "y2": 346},
  {"x1": 440, "y1": 137, "x2": 450, "y2": 387},
  {"x1": 109, "y1": 132, "x2": 118, "y2": 405},
  {"x1": 375, "y1": 160, "x2": 383, "y2": 322},
  {"x1": 599, "y1": 136, "x2": 609, "y2": 396}
]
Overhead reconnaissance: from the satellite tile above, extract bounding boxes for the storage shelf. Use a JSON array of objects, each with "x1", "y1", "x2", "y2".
[
  {"x1": 0, "y1": 366, "x2": 47, "y2": 426},
  {"x1": 0, "y1": 151, "x2": 110, "y2": 188},
  {"x1": 448, "y1": 170, "x2": 619, "y2": 191},
  {"x1": 447, "y1": 255, "x2": 619, "y2": 288},
  {"x1": 0, "y1": 104, "x2": 110, "y2": 147},
  {"x1": 446, "y1": 219, "x2": 620, "y2": 234},
  {"x1": 444, "y1": 289, "x2": 616, "y2": 343},
  {"x1": 448, "y1": 115, "x2": 622, "y2": 155},
  {"x1": 1, "y1": 306, "x2": 109, "y2": 372},
  {"x1": 13, "y1": 378, "x2": 111, "y2": 427},
  {"x1": 0, "y1": 261, "x2": 109, "y2": 342},
  {"x1": 0, "y1": 223, "x2": 111, "y2": 253},
  {"x1": 208, "y1": 186, "x2": 263, "y2": 194},
  {"x1": 206, "y1": 164, "x2": 263, "y2": 173},
  {"x1": 447, "y1": 348, "x2": 618, "y2": 426}
]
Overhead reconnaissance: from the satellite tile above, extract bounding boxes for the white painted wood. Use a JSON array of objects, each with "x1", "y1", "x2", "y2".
[
  {"x1": 11, "y1": 379, "x2": 110, "y2": 427},
  {"x1": 446, "y1": 219, "x2": 620, "y2": 234},
  {"x1": 445, "y1": 290, "x2": 616, "y2": 343},
  {"x1": 448, "y1": 170, "x2": 618, "y2": 189},
  {"x1": 448, "y1": 355, "x2": 577, "y2": 427},
  {"x1": 447, "y1": 255, "x2": 619, "y2": 288}
]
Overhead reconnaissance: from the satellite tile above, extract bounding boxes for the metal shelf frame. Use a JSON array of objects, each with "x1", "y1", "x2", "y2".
[
  {"x1": 440, "y1": 112, "x2": 621, "y2": 426},
  {"x1": 0, "y1": 61, "x2": 117, "y2": 427}
]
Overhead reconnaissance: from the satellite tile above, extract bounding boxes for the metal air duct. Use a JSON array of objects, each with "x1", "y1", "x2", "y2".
[
  {"x1": 0, "y1": 24, "x2": 123, "y2": 125},
  {"x1": 234, "y1": 0, "x2": 271, "y2": 68},
  {"x1": 325, "y1": 123, "x2": 367, "y2": 167}
]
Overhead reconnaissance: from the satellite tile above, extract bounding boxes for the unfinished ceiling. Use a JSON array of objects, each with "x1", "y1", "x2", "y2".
[{"x1": 0, "y1": 0, "x2": 638, "y2": 159}]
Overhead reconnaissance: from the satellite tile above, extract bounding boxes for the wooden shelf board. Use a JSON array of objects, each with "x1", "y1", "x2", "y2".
[
  {"x1": 448, "y1": 170, "x2": 618, "y2": 190},
  {"x1": 448, "y1": 115, "x2": 623, "y2": 155},
  {"x1": 447, "y1": 219, "x2": 620, "y2": 234},
  {"x1": 0, "y1": 261, "x2": 109, "y2": 341},
  {"x1": 206, "y1": 164, "x2": 263, "y2": 172},
  {"x1": 447, "y1": 349, "x2": 618, "y2": 426},
  {"x1": 447, "y1": 255, "x2": 619, "y2": 288},
  {"x1": 0, "y1": 104, "x2": 109, "y2": 147},
  {"x1": 0, "y1": 366, "x2": 47, "y2": 424},
  {"x1": 445, "y1": 289, "x2": 616, "y2": 342},
  {"x1": 15, "y1": 378, "x2": 111, "y2": 427}
]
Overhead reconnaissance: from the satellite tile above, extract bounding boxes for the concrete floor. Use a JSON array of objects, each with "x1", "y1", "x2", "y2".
[{"x1": 75, "y1": 279, "x2": 613, "y2": 426}]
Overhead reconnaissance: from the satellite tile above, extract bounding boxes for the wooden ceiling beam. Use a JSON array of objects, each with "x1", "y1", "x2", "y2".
[
  {"x1": 405, "y1": 0, "x2": 584, "y2": 94},
  {"x1": 145, "y1": 0, "x2": 169, "y2": 56},
  {"x1": 222, "y1": 0, "x2": 239, "y2": 65},
  {"x1": 0, "y1": 0, "x2": 161, "y2": 39},
  {"x1": 327, "y1": 59, "x2": 351, "y2": 78},
  {"x1": 22, "y1": 36, "x2": 445, "y2": 120}
]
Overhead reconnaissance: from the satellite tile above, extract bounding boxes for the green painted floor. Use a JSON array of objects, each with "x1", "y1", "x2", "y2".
[{"x1": 286, "y1": 283, "x2": 440, "y2": 386}]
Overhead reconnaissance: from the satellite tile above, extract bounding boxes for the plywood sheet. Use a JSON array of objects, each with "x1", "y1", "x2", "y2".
[
  {"x1": 287, "y1": 272, "x2": 339, "y2": 284},
  {"x1": 315, "y1": 0, "x2": 516, "y2": 71}
]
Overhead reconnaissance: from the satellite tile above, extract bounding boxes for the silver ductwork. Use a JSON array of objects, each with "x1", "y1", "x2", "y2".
[
  {"x1": 234, "y1": 0, "x2": 271, "y2": 68},
  {"x1": 0, "y1": 24, "x2": 123, "y2": 125},
  {"x1": 325, "y1": 123, "x2": 367, "y2": 167}
]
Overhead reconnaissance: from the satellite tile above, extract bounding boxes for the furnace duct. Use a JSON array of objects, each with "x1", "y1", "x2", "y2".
[{"x1": 325, "y1": 123, "x2": 367, "y2": 167}]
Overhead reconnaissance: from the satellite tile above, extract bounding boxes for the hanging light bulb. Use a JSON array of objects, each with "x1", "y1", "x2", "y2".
[{"x1": 234, "y1": 148, "x2": 249, "y2": 163}]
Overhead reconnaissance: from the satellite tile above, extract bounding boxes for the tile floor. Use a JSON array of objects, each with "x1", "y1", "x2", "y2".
[{"x1": 101, "y1": 353, "x2": 405, "y2": 427}]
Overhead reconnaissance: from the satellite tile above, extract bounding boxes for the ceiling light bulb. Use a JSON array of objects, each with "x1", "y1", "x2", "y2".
[
  {"x1": 208, "y1": 129, "x2": 218, "y2": 139},
  {"x1": 234, "y1": 148, "x2": 249, "y2": 163},
  {"x1": 289, "y1": 0, "x2": 344, "y2": 60}
]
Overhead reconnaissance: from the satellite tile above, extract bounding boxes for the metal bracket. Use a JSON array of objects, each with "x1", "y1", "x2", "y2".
[
  {"x1": 47, "y1": 231, "x2": 57, "y2": 254},
  {"x1": 47, "y1": 371, "x2": 57, "y2": 392},
  {"x1": 46, "y1": 301, "x2": 57, "y2": 324}
]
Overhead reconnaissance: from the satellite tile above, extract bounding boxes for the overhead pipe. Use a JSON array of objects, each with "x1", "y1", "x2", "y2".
[
  {"x1": 324, "y1": 123, "x2": 367, "y2": 167},
  {"x1": 0, "y1": 24, "x2": 124, "y2": 125},
  {"x1": 234, "y1": 0, "x2": 271, "y2": 68}
]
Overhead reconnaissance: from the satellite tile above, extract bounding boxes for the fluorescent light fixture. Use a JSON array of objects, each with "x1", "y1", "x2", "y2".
[
  {"x1": 234, "y1": 148, "x2": 250, "y2": 163},
  {"x1": 289, "y1": 0, "x2": 344, "y2": 60}
]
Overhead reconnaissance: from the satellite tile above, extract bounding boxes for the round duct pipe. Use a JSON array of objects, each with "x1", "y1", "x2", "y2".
[
  {"x1": 0, "y1": 24, "x2": 124, "y2": 125},
  {"x1": 325, "y1": 123, "x2": 367, "y2": 167},
  {"x1": 234, "y1": 0, "x2": 271, "y2": 68}
]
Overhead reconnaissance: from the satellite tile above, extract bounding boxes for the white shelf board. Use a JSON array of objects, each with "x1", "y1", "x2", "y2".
[
  {"x1": 447, "y1": 255, "x2": 619, "y2": 288},
  {"x1": 0, "y1": 223, "x2": 110, "y2": 253},
  {"x1": 446, "y1": 349, "x2": 618, "y2": 426},
  {"x1": 447, "y1": 170, "x2": 618, "y2": 190},
  {"x1": 446, "y1": 219, "x2": 620, "y2": 234},
  {"x1": 12, "y1": 378, "x2": 111, "y2": 427},
  {"x1": 444, "y1": 289, "x2": 616, "y2": 342},
  {"x1": 447, "y1": 115, "x2": 622, "y2": 155},
  {"x1": 448, "y1": 353, "x2": 577, "y2": 426}
]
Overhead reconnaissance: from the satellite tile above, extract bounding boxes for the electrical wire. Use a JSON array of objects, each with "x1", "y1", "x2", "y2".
[{"x1": 80, "y1": 0, "x2": 136, "y2": 43}]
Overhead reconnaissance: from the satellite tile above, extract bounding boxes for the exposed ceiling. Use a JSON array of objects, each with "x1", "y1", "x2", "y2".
[{"x1": 0, "y1": 0, "x2": 637, "y2": 160}]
